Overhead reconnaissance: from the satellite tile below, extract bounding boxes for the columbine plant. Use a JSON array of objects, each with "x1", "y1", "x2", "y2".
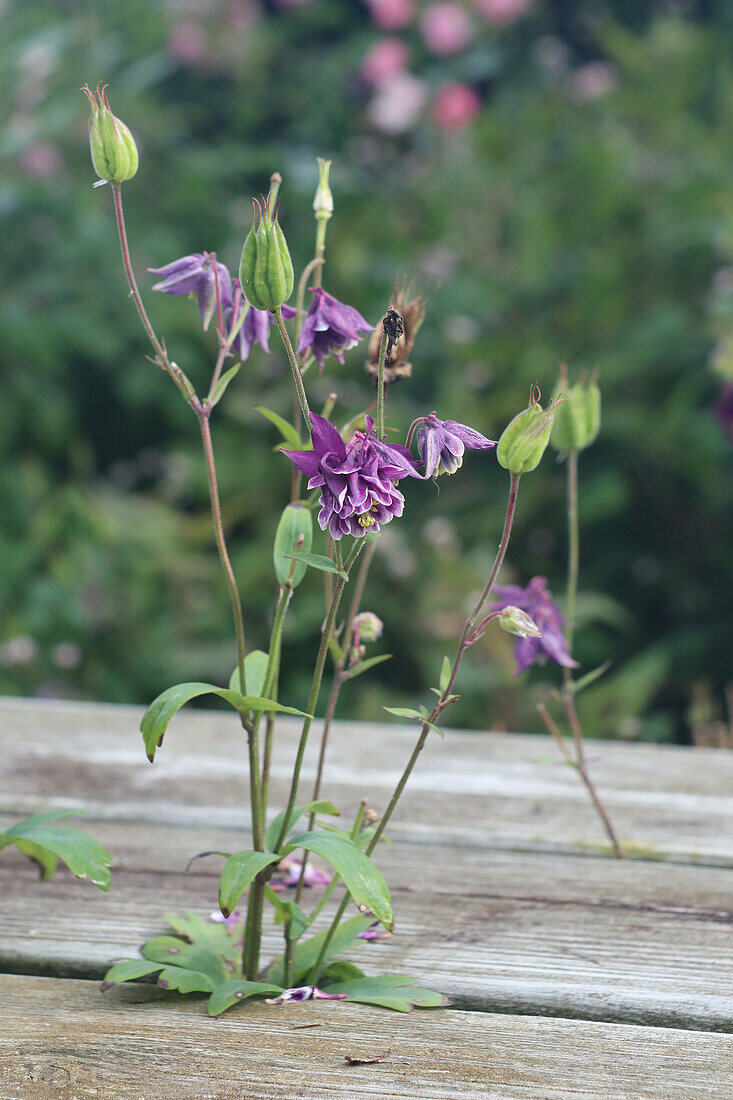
[{"x1": 85, "y1": 85, "x2": 558, "y2": 1016}]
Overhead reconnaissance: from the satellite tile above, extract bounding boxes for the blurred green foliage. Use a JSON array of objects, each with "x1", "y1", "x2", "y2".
[{"x1": 1, "y1": 0, "x2": 731, "y2": 742}]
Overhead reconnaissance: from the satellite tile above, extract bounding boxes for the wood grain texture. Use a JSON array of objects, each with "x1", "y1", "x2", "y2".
[
  {"x1": 2, "y1": 697, "x2": 733, "y2": 865},
  {"x1": 2, "y1": 817, "x2": 733, "y2": 1030},
  {"x1": 1, "y1": 974, "x2": 731, "y2": 1100}
]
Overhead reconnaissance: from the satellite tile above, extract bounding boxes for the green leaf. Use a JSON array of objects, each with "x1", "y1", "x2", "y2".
[
  {"x1": 285, "y1": 551, "x2": 347, "y2": 581},
  {"x1": 208, "y1": 980, "x2": 284, "y2": 1017},
  {"x1": 383, "y1": 706, "x2": 444, "y2": 739},
  {"x1": 439, "y1": 656, "x2": 451, "y2": 694},
  {"x1": 2, "y1": 820, "x2": 113, "y2": 890},
  {"x1": 208, "y1": 362, "x2": 241, "y2": 407},
  {"x1": 229, "y1": 649, "x2": 270, "y2": 698},
  {"x1": 343, "y1": 654, "x2": 392, "y2": 682},
  {"x1": 141, "y1": 936, "x2": 230, "y2": 987},
  {"x1": 266, "y1": 914, "x2": 374, "y2": 986},
  {"x1": 282, "y1": 831, "x2": 392, "y2": 928},
  {"x1": 265, "y1": 799, "x2": 340, "y2": 853},
  {"x1": 273, "y1": 503, "x2": 313, "y2": 587},
  {"x1": 256, "y1": 405, "x2": 302, "y2": 449},
  {"x1": 141, "y1": 681, "x2": 311, "y2": 761},
  {"x1": 264, "y1": 887, "x2": 308, "y2": 939},
  {"x1": 101, "y1": 959, "x2": 165, "y2": 990},
  {"x1": 320, "y1": 960, "x2": 366, "y2": 984},
  {"x1": 10, "y1": 839, "x2": 58, "y2": 881},
  {"x1": 219, "y1": 851, "x2": 282, "y2": 916},
  {"x1": 322, "y1": 974, "x2": 451, "y2": 1012},
  {"x1": 156, "y1": 966, "x2": 216, "y2": 994}
]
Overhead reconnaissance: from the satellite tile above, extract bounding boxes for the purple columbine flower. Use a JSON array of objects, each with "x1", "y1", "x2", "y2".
[
  {"x1": 149, "y1": 253, "x2": 233, "y2": 331},
  {"x1": 269, "y1": 856, "x2": 332, "y2": 891},
  {"x1": 282, "y1": 413, "x2": 420, "y2": 540},
  {"x1": 225, "y1": 284, "x2": 297, "y2": 361},
  {"x1": 491, "y1": 576, "x2": 577, "y2": 675},
  {"x1": 265, "y1": 986, "x2": 347, "y2": 1005},
  {"x1": 297, "y1": 287, "x2": 373, "y2": 373},
  {"x1": 410, "y1": 412, "x2": 497, "y2": 478}
]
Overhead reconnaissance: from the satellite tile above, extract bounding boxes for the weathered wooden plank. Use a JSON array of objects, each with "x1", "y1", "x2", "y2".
[
  {"x1": 2, "y1": 697, "x2": 732, "y2": 864},
  {"x1": 2, "y1": 819, "x2": 733, "y2": 1031},
  {"x1": 1, "y1": 974, "x2": 730, "y2": 1100}
]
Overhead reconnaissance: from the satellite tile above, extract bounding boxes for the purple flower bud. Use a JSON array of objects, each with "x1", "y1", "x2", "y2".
[
  {"x1": 297, "y1": 287, "x2": 373, "y2": 373},
  {"x1": 356, "y1": 919, "x2": 393, "y2": 941},
  {"x1": 282, "y1": 413, "x2": 420, "y2": 541},
  {"x1": 491, "y1": 576, "x2": 578, "y2": 675},
  {"x1": 149, "y1": 253, "x2": 233, "y2": 331},
  {"x1": 411, "y1": 411, "x2": 496, "y2": 477}
]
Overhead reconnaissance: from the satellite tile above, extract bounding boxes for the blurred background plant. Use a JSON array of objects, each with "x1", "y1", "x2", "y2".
[{"x1": 1, "y1": 0, "x2": 731, "y2": 743}]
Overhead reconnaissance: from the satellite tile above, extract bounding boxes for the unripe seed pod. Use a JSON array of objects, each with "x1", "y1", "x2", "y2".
[
  {"x1": 497, "y1": 385, "x2": 560, "y2": 475},
  {"x1": 82, "y1": 83, "x2": 138, "y2": 186},
  {"x1": 239, "y1": 194, "x2": 294, "y2": 312},
  {"x1": 550, "y1": 364, "x2": 601, "y2": 452}
]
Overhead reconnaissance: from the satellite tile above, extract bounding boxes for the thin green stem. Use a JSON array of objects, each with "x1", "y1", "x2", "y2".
[
  {"x1": 376, "y1": 330, "x2": 388, "y2": 440},
  {"x1": 274, "y1": 307, "x2": 311, "y2": 431},
  {"x1": 565, "y1": 449, "x2": 579, "y2": 654},
  {"x1": 111, "y1": 185, "x2": 190, "y2": 403},
  {"x1": 307, "y1": 477, "x2": 520, "y2": 982}
]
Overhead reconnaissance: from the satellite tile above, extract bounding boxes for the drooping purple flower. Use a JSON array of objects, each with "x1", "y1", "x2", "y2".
[
  {"x1": 297, "y1": 287, "x2": 373, "y2": 373},
  {"x1": 411, "y1": 411, "x2": 497, "y2": 477},
  {"x1": 149, "y1": 253, "x2": 233, "y2": 331},
  {"x1": 224, "y1": 284, "x2": 297, "y2": 361},
  {"x1": 491, "y1": 576, "x2": 577, "y2": 675},
  {"x1": 269, "y1": 856, "x2": 332, "y2": 891},
  {"x1": 716, "y1": 382, "x2": 733, "y2": 443},
  {"x1": 356, "y1": 919, "x2": 393, "y2": 941},
  {"x1": 265, "y1": 986, "x2": 347, "y2": 1005},
  {"x1": 282, "y1": 413, "x2": 420, "y2": 541}
]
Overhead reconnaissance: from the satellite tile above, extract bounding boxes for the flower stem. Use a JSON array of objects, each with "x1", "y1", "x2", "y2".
[
  {"x1": 111, "y1": 185, "x2": 191, "y2": 403},
  {"x1": 306, "y1": 476, "x2": 520, "y2": 982},
  {"x1": 376, "y1": 330, "x2": 388, "y2": 440},
  {"x1": 274, "y1": 307, "x2": 311, "y2": 431},
  {"x1": 565, "y1": 449, "x2": 579, "y2": 651}
]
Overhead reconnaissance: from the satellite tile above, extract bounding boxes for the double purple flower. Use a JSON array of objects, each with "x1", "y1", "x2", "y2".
[
  {"x1": 283, "y1": 413, "x2": 420, "y2": 541},
  {"x1": 412, "y1": 412, "x2": 496, "y2": 478},
  {"x1": 150, "y1": 253, "x2": 295, "y2": 361},
  {"x1": 298, "y1": 287, "x2": 373, "y2": 373},
  {"x1": 491, "y1": 576, "x2": 577, "y2": 675}
]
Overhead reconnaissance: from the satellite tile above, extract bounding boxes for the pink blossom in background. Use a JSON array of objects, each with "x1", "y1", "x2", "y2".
[
  {"x1": 474, "y1": 0, "x2": 531, "y2": 25},
  {"x1": 570, "y1": 61, "x2": 617, "y2": 101},
  {"x1": 226, "y1": 0, "x2": 261, "y2": 29},
  {"x1": 367, "y1": 0, "x2": 414, "y2": 31},
  {"x1": 367, "y1": 71, "x2": 427, "y2": 133},
  {"x1": 275, "y1": 0, "x2": 312, "y2": 7},
  {"x1": 20, "y1": 143, "x2": 60, "y2": 179},
  {"x1": 433, "y1": 82, "x2": 481, "y2": 130},
  {"x1": 361, "y1": 37, "x2": 409, "y2": 86},
  {"x1": 421, "y1": 3, "x2": 472, "y2": 56},
  {"x1": 167, "y1": 22, "x2": 206, "y2": 64}
]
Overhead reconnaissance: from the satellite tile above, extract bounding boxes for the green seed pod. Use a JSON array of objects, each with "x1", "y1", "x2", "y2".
[
  {"x1": 497, "y1": 385, "x2": 559, "y2": 475},
  {"x1": 313, "y1": 157, "x2": 333, "y2": 222},
  {"x1": 239, "y1": 195, "x2": 294, "y2": 312},
  {"x1": 82, "y1": 83, "x2": 138, "y2": 186},
  {"x1": 550, "y1": 364, "x2": 601, "y2": 452}
]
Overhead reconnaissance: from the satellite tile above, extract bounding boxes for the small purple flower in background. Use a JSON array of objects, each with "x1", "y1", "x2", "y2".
[
  {"x1": 716, "y1": 382, "x2": 733, "y2": 443},
  {"x1": 491, "y1": 576, "x2": 577, "y2": 675},
  {"x1": 265, "y1": 985, "x2": 347, "y2": 1005},
  {"x1": 410, "y1": 411, "x2": 496, "y2": 477},
  {"x1": 298, "y1": 287, "x2": 373, "y2": 373},
  {"x1": 150, "y1": 253, "x2": 232, "y2": 331},
  {"x1": 283, "y1": 413, "x2": 420, "y2": 540},
  {"x1": 269, "y1": 856, "x2": 332, "y2": 891},
  {"x1": 357, "y1": 919, "x2": 393, "y2": 941},
  {"x1": 209, "y1": 908, "x2": 244, "y2": 929}
]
